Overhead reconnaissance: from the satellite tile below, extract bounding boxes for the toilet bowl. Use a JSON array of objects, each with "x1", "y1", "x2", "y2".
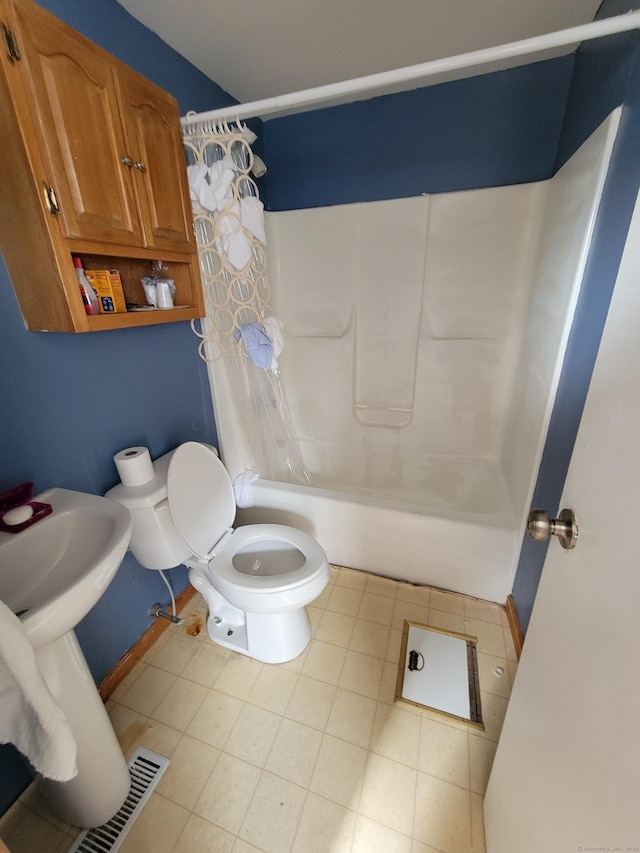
[{"x1": 108, "y1": 442, "x2": 329, "y2": 663}]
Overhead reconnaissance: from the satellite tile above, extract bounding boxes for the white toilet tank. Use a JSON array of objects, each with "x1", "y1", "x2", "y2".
[{"x1": 106, "y1": 450, "x2": 191, "y2": 570}]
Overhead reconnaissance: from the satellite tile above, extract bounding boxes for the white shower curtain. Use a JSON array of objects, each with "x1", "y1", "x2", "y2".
[{"x1": 182, "y1": 120, "x2": 310, "y2": 485}]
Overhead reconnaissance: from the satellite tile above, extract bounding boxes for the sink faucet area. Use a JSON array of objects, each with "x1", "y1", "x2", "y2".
[{"x1": 0, "y1": 487, "x2": 133, "y2": 828}]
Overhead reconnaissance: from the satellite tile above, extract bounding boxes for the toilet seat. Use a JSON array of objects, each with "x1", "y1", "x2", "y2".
[
  {"x1": 210, "y1": 523, "x2": 328, "y2": 595},
  {"x1": 167, "y1": 442, "x2": 235, "y2": 559},
  {"x1": 167, "y1": 442, "x2": 326, "y2": 596}
]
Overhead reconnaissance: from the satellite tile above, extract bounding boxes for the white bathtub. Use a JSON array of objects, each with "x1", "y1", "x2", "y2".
[
  {"x1": 207, "y1": 113, "x2": 619, "y2": 608},
  {"x1": 236, "y1": 477, "x2": 519, "y2": 603}
]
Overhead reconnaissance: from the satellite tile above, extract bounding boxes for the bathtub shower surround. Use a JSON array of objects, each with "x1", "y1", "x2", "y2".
[
  {"x1": 266, "y1": 189, "x2": 540, "y2": 504},
  {"x1": 210, "y1": 111, "x2": 620, "y2": 603}
]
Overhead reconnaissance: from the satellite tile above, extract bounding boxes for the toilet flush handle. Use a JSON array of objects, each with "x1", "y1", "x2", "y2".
[{"x1": 527, "y1": 508, "x2": 578, "y2": 550}]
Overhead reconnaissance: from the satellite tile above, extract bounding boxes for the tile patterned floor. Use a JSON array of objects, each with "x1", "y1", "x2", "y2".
[{"x1": 0, "y1": 566, "x2": 518, "y2": 853}]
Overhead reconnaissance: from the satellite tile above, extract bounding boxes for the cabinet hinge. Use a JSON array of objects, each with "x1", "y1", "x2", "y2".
[
  {"x1": 2, "y1": 22, "x2": 20, "y2": 64},
  {"x1": 42, "y1": 183, "x2": 60, "y2": 216}
]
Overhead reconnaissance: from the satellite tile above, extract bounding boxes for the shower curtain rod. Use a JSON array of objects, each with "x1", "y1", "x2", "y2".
[{"x1": 181, "y1": 10, "x2": 640, "y2": 128}]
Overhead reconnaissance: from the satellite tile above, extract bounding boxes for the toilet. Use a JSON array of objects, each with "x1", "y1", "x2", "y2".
[{"x1": 107, "y1": 442, "x2": 329, "y2": 663}]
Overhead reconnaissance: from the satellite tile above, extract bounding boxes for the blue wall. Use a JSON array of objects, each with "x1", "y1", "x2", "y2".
[
  {"x1": 0, "y1": 0, "x2": 235, "y2": 815},
  {"x1": 262, "y1": 57, "x2": 574, "y2": 210}
]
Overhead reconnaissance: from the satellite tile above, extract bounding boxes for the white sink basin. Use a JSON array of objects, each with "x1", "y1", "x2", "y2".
[{"x1": 0, "y1": 487, "x2": 132, "y2": 649}]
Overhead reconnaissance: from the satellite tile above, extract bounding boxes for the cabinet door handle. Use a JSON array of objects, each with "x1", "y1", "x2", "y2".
[
  {"x1": 134, "y1": 161, "x2": 147, "y2": 173},
  {"x1": 42, "y1": 182, "x2": 60, "y2": 216},
  {"x1": 2, "y1": 22, "x2": 20, "y2": 64},
  {"x1": 120, "y1": 155, "x2": 133, "y2": 167}
]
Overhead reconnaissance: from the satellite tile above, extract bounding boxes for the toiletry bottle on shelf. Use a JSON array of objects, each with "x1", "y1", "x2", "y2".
[{"x1": 73, "y1": 257, "x2": 99, "y2": 315}]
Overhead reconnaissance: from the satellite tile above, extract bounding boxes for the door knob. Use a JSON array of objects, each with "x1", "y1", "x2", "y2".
[{"x1": 527, "y1": 508, "x2": 578, "y2": 550}]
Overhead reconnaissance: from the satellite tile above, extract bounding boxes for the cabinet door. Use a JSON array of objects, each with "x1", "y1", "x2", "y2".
[
  {"x1": 118, "y1": 68, "x2": 195, "y2": 254},
  {"x1": 10, "y1": 0, "x2": 142, "y2": 246}
]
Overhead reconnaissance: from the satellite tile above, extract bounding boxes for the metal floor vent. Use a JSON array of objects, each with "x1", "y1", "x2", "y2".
[{"x1": 68, "y1": 748, "x2": 170, "y2": 853}]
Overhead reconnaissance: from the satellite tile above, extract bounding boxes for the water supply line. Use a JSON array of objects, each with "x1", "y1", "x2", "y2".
[
  {"x1": 149, "y1": 603, "x2": 185, "y2": 625},
  {"x1": 158, "y1": 569, "x2": 177, "y2": 616},
  {"x1": 181, "y1": 11, "x2": 640, "y2": 128},
  {"x1": 148, "y1": 569, "x2": 185, "y2": 624}
]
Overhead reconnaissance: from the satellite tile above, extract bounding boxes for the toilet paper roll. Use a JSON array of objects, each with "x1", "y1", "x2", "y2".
[{"x1": 114, "y1": 446, "x2": 155, "y2": 486}]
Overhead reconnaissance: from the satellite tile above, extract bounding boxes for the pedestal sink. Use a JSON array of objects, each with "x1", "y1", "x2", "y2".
[{"x1": 0, "y1": 487, "x2": 132, "y2": 828}]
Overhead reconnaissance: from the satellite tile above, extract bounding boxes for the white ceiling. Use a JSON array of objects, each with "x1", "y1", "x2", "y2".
[{"x1": 116, "y1": 0, "x2": 602, "y2": 105}]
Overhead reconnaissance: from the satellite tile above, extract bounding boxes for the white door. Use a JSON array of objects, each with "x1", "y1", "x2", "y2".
[{"x1": 484, "y1": 189, "x2": 640, "y2": 851}]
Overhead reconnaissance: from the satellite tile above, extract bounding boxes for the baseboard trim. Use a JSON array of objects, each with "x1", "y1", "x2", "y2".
[
  {"x1": 505, "y1": 595, "x2": 524, "y2": 660},
  {"x1": 98, "y1": 585, "x2": 198, "y2": 701}
]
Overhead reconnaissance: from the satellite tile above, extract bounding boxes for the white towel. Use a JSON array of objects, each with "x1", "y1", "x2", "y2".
[
  {"x1": 207, "y1": 158, "x2": 236, "y2": 211},
  {"x1": 0, "y1": 599, "x2": 77, "y2": 781},
  {"x1": 187, "y1": 162, "x2": 211, "y2": 213},
  {"x1": 233, "y1": 470, "x2": 259, "y2": 508},
  {"x1": 215, "y1": 203, "x2": 252, "y2": 270},
  {"x1": 262, "y1": 316, "x2": 285, "y2": 369},
  {"x1": 240, "y1": 196, "x2": 266, "y2": 245},
  {"x1": 187, "y1": 158, "x2": 235, "y2": 214}
]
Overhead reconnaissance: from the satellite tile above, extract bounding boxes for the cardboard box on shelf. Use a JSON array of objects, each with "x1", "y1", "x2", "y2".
[{"x1": 84, "y1": 269, "x2": 127, "y2": 313}]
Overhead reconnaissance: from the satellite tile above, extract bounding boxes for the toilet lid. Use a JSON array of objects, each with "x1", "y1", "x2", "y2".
[{"x1": 167, "y1": 442, "x2": 235, "y2": 559}]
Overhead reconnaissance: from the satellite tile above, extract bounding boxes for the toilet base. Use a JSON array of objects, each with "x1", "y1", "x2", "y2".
[{"x1": 205, "y1": 604, "x2": 312, "y2": 664}]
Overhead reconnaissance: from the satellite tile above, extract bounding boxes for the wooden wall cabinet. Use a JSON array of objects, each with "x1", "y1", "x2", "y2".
[{"x1": 0, "y1": 0, "x2": 205, "y2": 332}]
